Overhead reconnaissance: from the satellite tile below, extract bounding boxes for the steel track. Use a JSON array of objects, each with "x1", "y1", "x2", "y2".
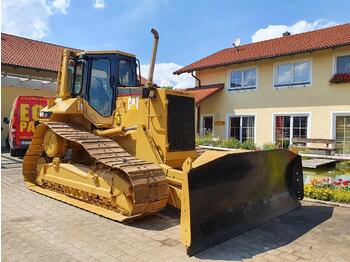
[{"x1": 23, "y1": 122, "x2": 169, "y2": 219}]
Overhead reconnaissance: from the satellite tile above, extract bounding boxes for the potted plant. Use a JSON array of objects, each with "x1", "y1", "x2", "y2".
[{"x1": 329, "y1": 73, "x2": 350, "y2": 85}]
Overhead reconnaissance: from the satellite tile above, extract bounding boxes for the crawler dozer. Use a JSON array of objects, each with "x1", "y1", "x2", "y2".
[{"x1": 23, "y1": 29, "x2": 304, "y2": 255}]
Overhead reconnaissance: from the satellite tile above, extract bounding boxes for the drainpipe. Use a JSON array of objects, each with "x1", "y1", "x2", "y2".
[
  {"x1": 191, "y1": 71, "x2": 201, "y2": 87},
  {"x1": 197, "y1": 104, "x2": 200, "y2": 135}
]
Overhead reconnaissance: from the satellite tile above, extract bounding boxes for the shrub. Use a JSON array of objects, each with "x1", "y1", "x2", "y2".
[
  {"x1": 332, "y1": 190, "x2": 350, "y2": 202},
  {"x1": 298, "y1": 147, "x2": 310, "y2": 154},
  {"x1": 196, "y1": 133, "x2": 214, "y2": 146},
  {"x1": 261, "y1": 143, "x2": 278, "y2": 151},
  {"x1": 304, "y1": 178, "x2": 350, "y2": 203},
  {"x1": 241, "y1": 140, "x2": 256, "y2": 150},
  {"x1": 304, "y1": 184, "x2": 333, "y2": 201},
  {"x1": 336, "y1": 161, "x2": 350, "y2": 171},
  {"x1": 220, "y1": 138, "x2": 241, "y2": 149},
  {"x1": 304, "y1": 185, "x2": 350, "y2": 203}
]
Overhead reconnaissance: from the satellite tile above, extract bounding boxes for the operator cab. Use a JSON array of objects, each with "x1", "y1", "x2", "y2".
[{"x1": 67, "y1": 51, "x2": 140, "y2": 117}]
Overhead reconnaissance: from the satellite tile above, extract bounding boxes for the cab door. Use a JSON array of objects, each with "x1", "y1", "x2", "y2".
[{"x1": 82, "y1": 54, "x2": 117, "y2": 128}]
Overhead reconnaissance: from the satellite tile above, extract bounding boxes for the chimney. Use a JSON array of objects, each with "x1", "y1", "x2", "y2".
[{"x1": 283, "y1": 31, "x2": 291, "y2": 37}]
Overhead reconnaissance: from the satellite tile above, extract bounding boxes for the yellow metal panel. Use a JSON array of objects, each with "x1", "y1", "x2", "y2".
[
  {"x1": 27, "y1": 185, "x2": 135, "y2": 222},
  {"x1": 167, "y1": 184, "x2": 182, "y2": 209},
  {"x1": 192, "y1": 149, "x2": 249, "y2": 168},
  {"x1": 180, "y1": 158, "x2": 192, "y2": 247}
]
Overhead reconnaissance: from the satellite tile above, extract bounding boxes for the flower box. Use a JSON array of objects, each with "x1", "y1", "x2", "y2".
[{"x1": 329, "y1": 73, "x2": 350, "y2": 85}]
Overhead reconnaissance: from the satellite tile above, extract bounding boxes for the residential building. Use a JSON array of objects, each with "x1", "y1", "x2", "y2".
[
  {"x1": 175, "y1": 23, "x2": 350, "y2": 155},
  {"x1": 1, "y1": 33, "x2": 61, "y2": 146},
  {"x1": 184, "y1": 84, "x2": 224, "y2": 135}
]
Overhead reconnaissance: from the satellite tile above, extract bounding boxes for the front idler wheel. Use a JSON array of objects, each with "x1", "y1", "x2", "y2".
[{"x1": 43, "y1": 129, "x2": 67, "y2": 158}]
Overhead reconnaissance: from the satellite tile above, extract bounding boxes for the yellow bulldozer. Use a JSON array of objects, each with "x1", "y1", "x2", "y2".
[{"x1": 23, "y1": 29, "x2": 304, "y2": 255}]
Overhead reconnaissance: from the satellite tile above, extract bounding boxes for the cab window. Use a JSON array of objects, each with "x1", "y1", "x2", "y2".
[
  {"x1": 68, "y1": 60, "x2": 84, "y2": 96},
  {"x1": 88, "y1": 58, "x2": 114, "y2": 116},
  {"x1": 119, "y1": 59, "x2": 136, "y2": 86}
]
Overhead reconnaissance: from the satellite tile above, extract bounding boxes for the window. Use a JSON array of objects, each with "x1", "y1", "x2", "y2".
[
  {"x1": 275, "y1": 115, "x2": 308, "y2": 148},
  {"x1": 275, "y1": 61, "x2": 311, "y2": 87},
  {"x1": 229, "y1": 68, "x2": 256, "y2": 90},
  {"x1": 119, "y1": 59, "x2": 137, "y2": 86},
  {"x1": 336, "y1": 55, "x2": 350, "y2": 74},
  {"x1": 229, "y1": 116, "x2": 255, "y2": 142},
  {"x1": 68, "y1": 60, "x2": 84, "y2": 96},
  {"x1": 200, "y1": 115, "x2": 213, "y2": 136},
  {"x1": 335, "y1": 115, "x2": 350, "y2": 155},
  {"x1": 89, "y1": 58, "x2": 114, "y2": 116}
]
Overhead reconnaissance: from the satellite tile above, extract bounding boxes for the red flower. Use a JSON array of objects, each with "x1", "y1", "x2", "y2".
[
  {"x1": 343, "y1": 181, "x2": 349, "y2": 186},
  {"x1": 329, "y1": 73, "x2": 350, "y2": 85}
]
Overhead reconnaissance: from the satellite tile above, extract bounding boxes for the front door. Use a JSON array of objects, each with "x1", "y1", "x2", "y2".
[{"x1": 202, "y1": 116, "x2": 213, "y2": 136}]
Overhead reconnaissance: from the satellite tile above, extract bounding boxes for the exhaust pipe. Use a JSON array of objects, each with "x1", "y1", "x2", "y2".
[
  {"x1": 147, "y1": 28, "x2": 159, "y2": 88},
  {"x1": 57, "y1": 49, "x2": 72, "y2": 100}
]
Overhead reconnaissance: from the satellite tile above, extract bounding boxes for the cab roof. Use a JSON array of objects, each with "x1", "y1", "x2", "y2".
[{"x1": 80, "y1": 50, "x2": 136, "y2": 58}]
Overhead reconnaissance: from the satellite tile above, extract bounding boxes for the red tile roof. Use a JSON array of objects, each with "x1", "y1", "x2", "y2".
[
  {"x1": 1, "y1": 33, "x2": 150, "y2": 83},
  {"x1": 174, "y1": 23, "x2": 350, "y2": 75},
  {"x1": 184, "y1": 83, "x2": 224, "y2": 105},
  {"x1": 1, "y1": 33, "x2": 74, "y2": 72},
  {"x1": 140, "y1": 76, "x2": 148, "y2": 85}
]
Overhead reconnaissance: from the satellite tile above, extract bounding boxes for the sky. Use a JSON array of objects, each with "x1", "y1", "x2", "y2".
[{"x1": 2, "y1": 0, "x2": 350, "y2": 88}]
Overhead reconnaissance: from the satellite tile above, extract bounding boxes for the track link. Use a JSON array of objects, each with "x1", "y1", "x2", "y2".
[{"x1": 23, "y1": 122, "x2": 169, "y2": 220}]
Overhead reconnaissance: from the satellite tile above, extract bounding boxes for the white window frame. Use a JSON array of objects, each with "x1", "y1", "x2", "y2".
[
  {"x1": 200, "y1": 114, "x2": 214, "y2": 136},
  {"x1": 227, "y1": 66, "x2": 258, "y2": 92},
  {"x1": 225, "y1": 113, "x2": 257, "y2": 142},
  {"x1": 333, "y1": 52, "x2": 350, "y2": 75},
  {"x1": 273, "y1": 58, "x2": 312, "y2": 89},
  {"x1": 272, "y1": 112, "x2": 312, "y2": 146},
  {"x1": 330, "y1": 111, "x2": 350, "y2": 156}
]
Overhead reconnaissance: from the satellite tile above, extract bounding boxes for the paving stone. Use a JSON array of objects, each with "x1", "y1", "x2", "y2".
[
  {"x1": 90, "y1": 250, "x2": 110, "y2": 260},
  {"x1": 2, "y1": 156, "x2": 350, "y2": 262},
  {"x1": 278, "y1": 251, "x2": 298, "y2": 261}
]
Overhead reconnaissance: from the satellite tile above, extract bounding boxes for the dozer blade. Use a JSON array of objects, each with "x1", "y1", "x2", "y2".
[{"x1": 182, "y1": 149, "x2": 303, "y2": 256}]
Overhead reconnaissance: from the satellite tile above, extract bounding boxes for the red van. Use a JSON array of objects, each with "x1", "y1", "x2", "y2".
[{"x1": 5, "y1": 96, "x2": 50, "y2": 156}]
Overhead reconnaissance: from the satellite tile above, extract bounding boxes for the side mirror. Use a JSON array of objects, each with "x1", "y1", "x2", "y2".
[{"x1": 3, "y1": 117, "x2": 9, "y2": 124}]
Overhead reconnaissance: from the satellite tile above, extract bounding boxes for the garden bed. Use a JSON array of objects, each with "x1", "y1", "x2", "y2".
[
  {"x1": 304, "y1": 178, "x2": 350, "y2": 203},
  {"x1": 196, "y1": 135, "x2": 276, "y2": 151}
]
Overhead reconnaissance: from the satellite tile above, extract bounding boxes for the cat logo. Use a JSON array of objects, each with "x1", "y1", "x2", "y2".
[{"x1": 127, "y1": 97, "x2": 139, "y2": 110}]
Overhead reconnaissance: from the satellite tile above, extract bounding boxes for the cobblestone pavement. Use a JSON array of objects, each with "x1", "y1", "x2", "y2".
[
  {"x1": 1, "y1": 152, "x2": 23, "y2": 170},
  {"x1": 2, "y1": 161, "x2": 350, "y2": 262}
]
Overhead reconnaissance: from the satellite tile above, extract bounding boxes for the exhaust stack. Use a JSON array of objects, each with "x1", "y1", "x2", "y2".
[
  {"x1": 147, "y1": 28, "x2": 159, "y2": 88},
  {"x1": 57, "y1": 49, "x2": 74, "y2": 100}
]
